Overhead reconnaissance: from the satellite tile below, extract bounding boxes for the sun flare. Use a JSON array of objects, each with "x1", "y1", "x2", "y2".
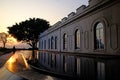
[{"x1": 7, "y1": 35, "x2": 18, "y2": 44}]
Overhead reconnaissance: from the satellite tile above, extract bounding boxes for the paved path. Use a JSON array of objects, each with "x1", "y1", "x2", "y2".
[
  {"x1": 0, "y1": 51, "x2": 65, "y2": 80},
  {"x1": 0, "y1": 52, "x2": 27, "y2": 80},
  {"x1": 0, "y1": 67, "x2": 27, "y2": 80},
  {"x1": 0, "y1": 52, "x2": 13, "y2": 67}
]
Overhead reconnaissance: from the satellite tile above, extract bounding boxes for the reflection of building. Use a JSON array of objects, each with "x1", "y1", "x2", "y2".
[
  {"x1": 39, "y1": 0, "x2": 120, "y2": 54},
  {"x1": 38, "y1": 51, "x2": 120, "y2": 79}
]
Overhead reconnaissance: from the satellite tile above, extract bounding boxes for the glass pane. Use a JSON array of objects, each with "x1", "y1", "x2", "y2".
[
  {"x1": 75, "y1": 30, "x2": 80, "y2": 49},
  {"x1": 100, "y1": 28, "x2": 104, "y2": 49},
  {"x1": 63, "y1": 34, "x2": 67, "y2": 49},
  {"x1": 77, "y1": 30, "x2": 80, "y2": 48},
  {"x1": 96, "y1": 29, "x2": 100, "y2": 49},
  {"x1": 95, "y1": 22, "x2": 104, "y2": 49}
]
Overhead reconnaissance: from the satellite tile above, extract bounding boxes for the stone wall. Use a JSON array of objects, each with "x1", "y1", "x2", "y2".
[{"x1": 39, "y1": 0, "x2": 120, "y2": 54}]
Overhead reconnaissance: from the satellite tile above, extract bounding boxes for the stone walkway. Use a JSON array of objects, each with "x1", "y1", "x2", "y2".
[
  {"x1": 0, "y1": 52, "x2": 13, "y2": 67},
  {"x1": 0, "y1": 51, "x2": 65, "y2": 80},
  {"x1": 0, "y1": 52, "x2": 28, "y2": 80}
]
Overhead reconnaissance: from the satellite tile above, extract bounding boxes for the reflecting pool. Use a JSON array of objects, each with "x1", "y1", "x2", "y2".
[
  {"x1": 38, "y1": 51, "x2": 120, "y2": 80},
  {"x1": 5, "y1": 50, "x2": 120, "y2": 80}
]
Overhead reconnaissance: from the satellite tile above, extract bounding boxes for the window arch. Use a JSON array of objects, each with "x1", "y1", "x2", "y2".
[
  {"x1": 42, "y1": 40, "x2": 43, "y2": 49},
  {"x1": 51, "y1": 36, "x2": 54, "y2": 49},
  {"x1": 75, "y1": 29, "x2": 80, "y2": 49},
  {"x1": 94, "y1": 22, "x2": 105, "y2": 49},
  {"x1": 44, "y1": 40, "x2": 46, "y2": 49},
  {"x1": 48, "y1": 39, "x2": 50, "y2": 49},
  {"x1": 55, "y1": 36, "x2": 57, "y2": 49},
  {"x1": 63, "y1": 33, "x2": 67, "y2": 49}
]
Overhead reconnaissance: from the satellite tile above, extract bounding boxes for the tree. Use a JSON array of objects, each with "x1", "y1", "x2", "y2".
[
  {"x1": 8, "y1": 18, "x2": 50, "y2": 49},
  {"x1": 0, "y1": 32, "x2": 8, "y2": 48}
]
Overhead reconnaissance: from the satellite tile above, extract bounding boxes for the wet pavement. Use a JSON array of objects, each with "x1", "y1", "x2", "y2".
[
  {"x1": 0, "y1": 52, "x2": 27, "y2": 80},
  {"x1": 1, "y1": 50, "x2": 120, "y2": 80},
  {"x1": 0, "y1": 52, "x2": 12, "y2": 67},
  {"x1": 0, "y1": 51, "x2": 65, "y2": 80},
  {"x1": 0, "y1": 67, "x2": 27, "y2": 80}
]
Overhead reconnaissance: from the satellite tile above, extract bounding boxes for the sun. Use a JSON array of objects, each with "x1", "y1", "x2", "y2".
[{"x1": 7, "y1": 35, "x2": 18, "y2": 44}]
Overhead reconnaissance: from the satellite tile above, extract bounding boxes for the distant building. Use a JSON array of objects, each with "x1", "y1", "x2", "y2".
[{"x1": 39, "y1": 0, "x2": 120, "y2": 55}]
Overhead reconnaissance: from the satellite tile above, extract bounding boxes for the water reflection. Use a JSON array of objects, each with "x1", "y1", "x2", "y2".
[
  {"x1": 45, "y1": 76, "x2": 55, "y2": 80},
  {"x1": 5, "y1": 50, "x2": 120, "y2": 80},
  {"x1": 38, "y1": 51, "x2": 120, "y2": 80},
  {"x1": 97, "y1": 62, "x2": 105, "y2": 80},
  {"x1": 21, "y1": 53, "x2": 29, "y2": 69},
  {"x1": 4, "y1": 50, "x2": 66, "y2": 80},
  {"x1": 6, "y1": 51, "x2": 30, "y2": 73}
]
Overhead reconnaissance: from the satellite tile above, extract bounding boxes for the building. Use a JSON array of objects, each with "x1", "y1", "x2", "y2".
[
  {"x1": 38, "y1": 0, "x2": 120, "y2": 79},
  {"x1": 39, "y1": 0, "x2": 120, "y2": 55}
]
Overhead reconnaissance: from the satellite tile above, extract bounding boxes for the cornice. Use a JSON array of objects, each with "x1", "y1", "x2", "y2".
[{"x1": 40, "y1": 0, "x2": 119, "y2": 38}]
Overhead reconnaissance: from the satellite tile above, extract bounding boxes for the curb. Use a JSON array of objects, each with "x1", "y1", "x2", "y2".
[{"x1": 30, "y1": 64, "x2": 78, "y2": 80}]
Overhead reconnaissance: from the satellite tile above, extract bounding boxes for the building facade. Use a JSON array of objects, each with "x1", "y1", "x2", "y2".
[
  {"x1": 38, "y1": 0, "x2": 120, "y2": 79},
  {"x1": 39, "y1": 0, "x2": 120, "y2": 55}
]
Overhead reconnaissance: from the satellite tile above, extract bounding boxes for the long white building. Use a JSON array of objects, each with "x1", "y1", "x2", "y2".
[
  {"x1": 37, "y1": 0, "x2": 120, "y2": 79},
  {"x1": 39, "y1": 0, "x2": 120, "y2": 55}
]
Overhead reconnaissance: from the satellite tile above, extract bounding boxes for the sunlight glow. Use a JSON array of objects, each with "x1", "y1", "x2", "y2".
[
  {"x1": 45, "y1": 76, "x2": 54, "y2": 80},
  {"x1": 7, "y1": 52, "x2": 30, "y2": 72},
  {"x1": 7, "y1": 35, "x2": 17, "y2": 44},
  {"x1": 5, "y1": 35, "x2": 20, "y2": 48},
  {"x1": 8, "y1": 57, "x2": 16, "y2": 63},
  {"x1": 21, "y1": 53, "x2": 29, "y2": 69},
  {"x1": 7, "y1": 53, "x2": 18, "y2": 63}
]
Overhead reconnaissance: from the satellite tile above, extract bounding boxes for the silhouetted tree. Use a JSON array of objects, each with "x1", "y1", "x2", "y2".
[
  {"x1": 0, "y1": 32, "x2": 8, "y2": 48},
  {"x1": 8, "y1": 18, "x2": 50, "y2": 49}
]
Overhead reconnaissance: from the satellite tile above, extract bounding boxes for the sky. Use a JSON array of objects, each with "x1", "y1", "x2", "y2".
[
  {"x1": 0, "y1": 0, "x2": 88, "y2": 33},
  {"x1": 0, "y1": 0, "x2": 88, "y2": 48}
]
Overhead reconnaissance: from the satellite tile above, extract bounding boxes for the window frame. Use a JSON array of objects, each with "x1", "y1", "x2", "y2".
[
  {"x1": 55, "y1": 36, "x2": 57, "y2": 49},
  {"x1": 94, "y1": 22, "x2": 105, "y2": 50},
  {"x1": 51, "y1": 36, "x2": 54, "y2": 49},
  {"x1": 63, "y1": 33, "x2": 67, "y2": 50},
  {"x1": 75, "y1": 29, "x2": 81, "y2": 49}
]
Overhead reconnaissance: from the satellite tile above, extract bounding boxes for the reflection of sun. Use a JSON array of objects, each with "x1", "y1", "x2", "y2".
[{"x1": 7, "y1": 56, "x2": 16, "y2": 63}]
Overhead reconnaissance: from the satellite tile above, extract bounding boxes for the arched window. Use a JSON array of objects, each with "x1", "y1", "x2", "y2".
[
  {"x1": 55, "y1": 36, "x2": 57, "y2": 49},
  {"x1": 51, "y1": 36, "x2": 54, "y2": 49},
  {"x1": 63, "y1": 33, "x2": 67, "y2": 49},
  {"x1": 42, "y1": 40, "x2": 43, "y2": 49},
  {"x1": 95, "y1": 22, "x2": 105, "y2": 49},
  {"x1": 75, "y1": 29, "x2": 80, "y2": 49},
  {"x1": 39, "y1": 41, "x2": 41, "y2": 49},
  {"x1": 48, "y1": 39, "x2": 50, "y2": 49},
  {"x1": 44, "y1": 40, "x2": 46, "y2": 49}
]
